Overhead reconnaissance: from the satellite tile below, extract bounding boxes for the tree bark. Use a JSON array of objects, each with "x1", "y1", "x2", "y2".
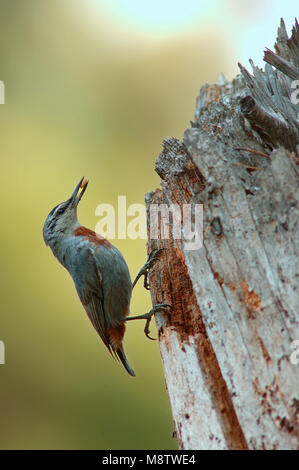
[{"x1": 145, "y1": 19, "x2": 299, "y2": 450}]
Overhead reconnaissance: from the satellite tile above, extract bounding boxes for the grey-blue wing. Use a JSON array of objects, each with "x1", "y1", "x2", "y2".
[
  {"x1": 62, "y1": 238, "x2": 133, "y2": 369},
  {"x1": 93, "y1": 244, "x2": 133, "y2": 328},
  {"x1": 68, "y1": 240, "x2": 132, "y2": 338},
  {"x1": 70, "y1": 245, "x2": 109, "y2": 348}
]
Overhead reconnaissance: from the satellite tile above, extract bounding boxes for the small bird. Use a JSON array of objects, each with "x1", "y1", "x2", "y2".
[{"x1": 43, "y1": 177, "x2": 168, "y2": 376}]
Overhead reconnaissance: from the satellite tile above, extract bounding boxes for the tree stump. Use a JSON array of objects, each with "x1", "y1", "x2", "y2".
[{"x1": 145, "y1": 19, "x2": 299, "y2": 450}]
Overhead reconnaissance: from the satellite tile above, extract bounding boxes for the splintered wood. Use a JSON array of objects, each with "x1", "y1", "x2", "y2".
[{"x1": 145, "y1": 19, "x2": 299, "y2": 450}]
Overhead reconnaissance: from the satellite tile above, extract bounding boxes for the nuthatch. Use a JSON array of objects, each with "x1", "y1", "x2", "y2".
[{"x1": 43, "y1": 177, "x2": 170, "y2": 376}]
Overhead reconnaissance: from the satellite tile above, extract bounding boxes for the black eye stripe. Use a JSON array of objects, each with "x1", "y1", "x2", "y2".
[{"x1": 56, "y1": 206, "x2": 67, "y2": 215}]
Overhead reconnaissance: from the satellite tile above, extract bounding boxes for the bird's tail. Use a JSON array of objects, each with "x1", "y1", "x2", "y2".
[
  {"x1": 107, "y1": 324, "x2": 136, "y2": 377},
  {"x1": 116, "y1": 346, "x2": 136, "y2": 377}
]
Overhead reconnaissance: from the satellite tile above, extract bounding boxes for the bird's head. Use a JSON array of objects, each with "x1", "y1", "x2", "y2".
[{"x1": 43, "y1": 177, "x2": 88, "y2": 246}]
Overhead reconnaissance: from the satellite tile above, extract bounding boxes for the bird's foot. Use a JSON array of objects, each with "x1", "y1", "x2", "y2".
[
  {"x1": 144, "y1": 303, "x2": 172, "y2": 340},
  {"x1": 132, "y1": 248, "x2": 164, "y2": 290},
  {"x1": 125, "y1": 303, "x2": 172, "y2": 340}
]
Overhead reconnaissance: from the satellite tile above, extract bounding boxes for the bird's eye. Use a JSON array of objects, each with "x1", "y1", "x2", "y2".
[{"x1": 56, "y1": 206, "x2": 65, "y2": 216}]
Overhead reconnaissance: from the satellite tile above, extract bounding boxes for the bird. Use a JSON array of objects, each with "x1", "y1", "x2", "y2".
[{"x1": 43, "y1": 177, "x2": 169, "y2": 376}]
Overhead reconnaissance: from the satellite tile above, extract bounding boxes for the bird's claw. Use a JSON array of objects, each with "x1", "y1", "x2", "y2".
[
  {"x1": 144, "y1": 249, "x2": 164, "y2": 290},
  {"x1": 133, "y1": 248, "x2": 164, "y2": 290},
  {"x1": 146, "y1": 248, "x2": 164, "y2": 269},
  {"x1": 143, "y1": 303, "x2": 172, "y2": 340},
  {"x1": 144, "y1": 317, "x2": 156, "y2": 340}
]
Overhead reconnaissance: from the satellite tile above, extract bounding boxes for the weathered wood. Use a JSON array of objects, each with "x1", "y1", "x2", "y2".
[{"x1": 145, "y1": 19, "x2": 299, "y2": 450}]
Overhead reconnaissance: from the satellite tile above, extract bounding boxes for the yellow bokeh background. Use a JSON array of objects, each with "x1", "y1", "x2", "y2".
[{"x1": 0, "y1": 0, "x2": 296, "y2": 450}]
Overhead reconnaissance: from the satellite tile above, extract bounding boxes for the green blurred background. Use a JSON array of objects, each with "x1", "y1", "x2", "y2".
[{"x1": 0, "y1": 0, "x2": 297, "y2": 450}]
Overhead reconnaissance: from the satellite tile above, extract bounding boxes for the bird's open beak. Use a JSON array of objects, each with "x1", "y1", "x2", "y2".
[{"x1": 71, "y1": 177, "x2": 89, "y2": 207}]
